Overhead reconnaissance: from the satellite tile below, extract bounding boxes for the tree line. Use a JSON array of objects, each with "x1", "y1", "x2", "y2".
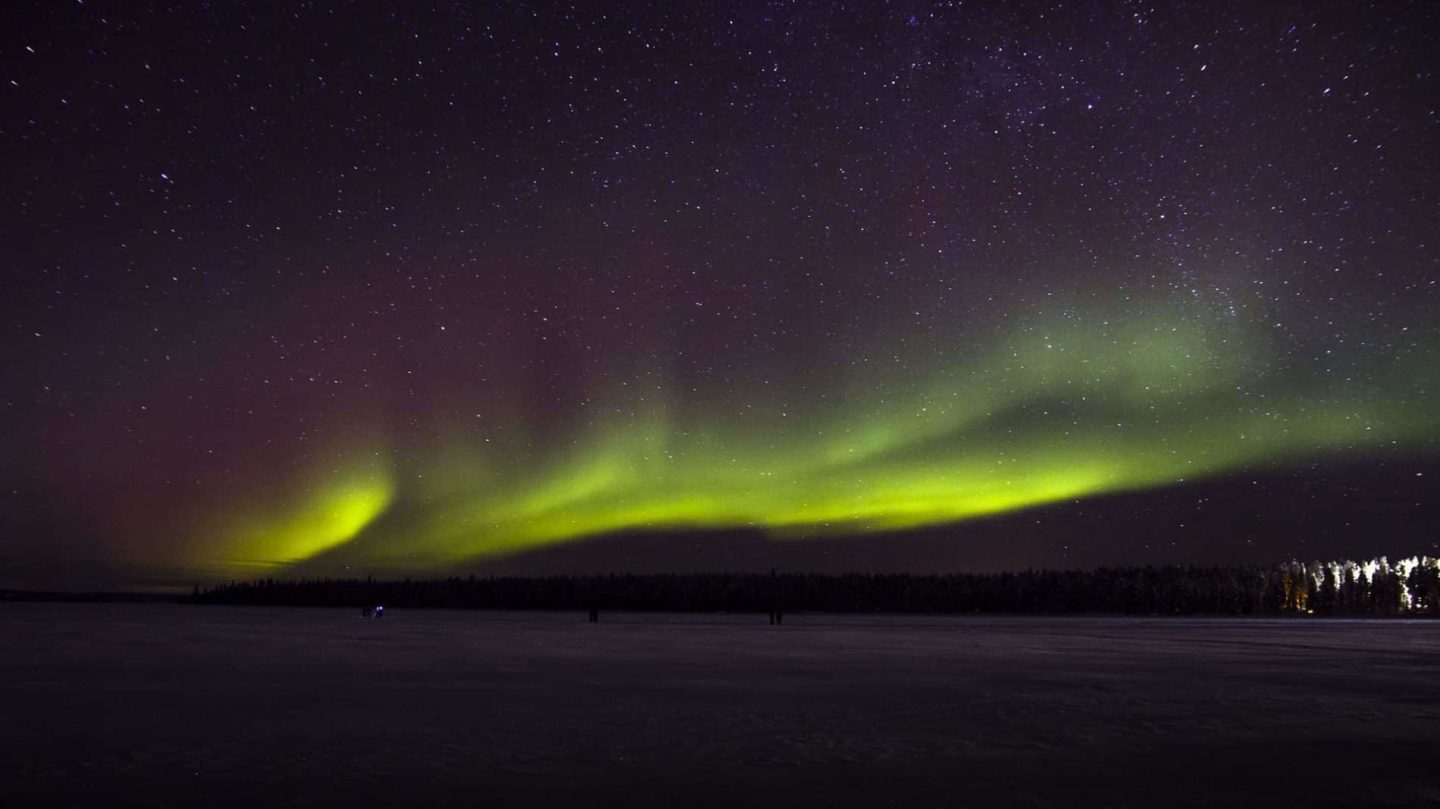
[
  {"x1": 194, "y1": 552, "x2": 1440, "y2": 616},
  {"x1": 193, "y1": 557, "x2": 1439, "y2": 616}
]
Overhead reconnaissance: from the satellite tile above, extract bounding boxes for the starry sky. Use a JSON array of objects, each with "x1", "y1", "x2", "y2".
[{"x1": 2, "y1": 1, "x2": 1437, "y2": 588}]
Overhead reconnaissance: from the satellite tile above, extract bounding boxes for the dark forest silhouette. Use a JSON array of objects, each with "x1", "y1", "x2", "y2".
[{"x1": 194, "y1": 558, "x2": 1439, "y2": 616}]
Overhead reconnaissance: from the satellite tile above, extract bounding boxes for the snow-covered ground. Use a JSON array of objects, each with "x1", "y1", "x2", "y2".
[{"x1": 3, "y1": 604, "x2": 1437, "y2": 808}]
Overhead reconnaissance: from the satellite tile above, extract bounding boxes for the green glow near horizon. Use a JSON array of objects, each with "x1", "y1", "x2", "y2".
[
  {"x1": 191, "y1": 298, "x2": 1438, "y2": 576},
  {"x1": 198, "y1": 469, "x2": 394, "y2": 572}
]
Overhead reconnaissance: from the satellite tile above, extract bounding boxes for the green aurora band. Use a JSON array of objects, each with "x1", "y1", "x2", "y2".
[{"x1": 188, "y1": 298, "x2": 1438, "y2": 576}]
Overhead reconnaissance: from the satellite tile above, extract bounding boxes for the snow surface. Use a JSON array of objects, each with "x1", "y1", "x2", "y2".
[{"x1": 3, "y1": 604, "x2": 1438, "y2": 808}]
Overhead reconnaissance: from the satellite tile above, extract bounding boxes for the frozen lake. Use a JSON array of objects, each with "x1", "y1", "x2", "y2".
[{"x1": 3, "y1": 604, "x2": 1438, "y2": 807}]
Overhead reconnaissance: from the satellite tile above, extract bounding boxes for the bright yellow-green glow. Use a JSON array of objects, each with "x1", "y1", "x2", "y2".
[
  {"x1": 193, "y1": 297, "x2": 1439, "y2": 575},
  {"x1": 194, "y1": 467, "x2": 393, "y2": 573}
]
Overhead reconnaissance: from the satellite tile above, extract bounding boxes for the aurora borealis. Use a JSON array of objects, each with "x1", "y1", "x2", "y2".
[
  {"x1": 3, "y1": 2, "x2": 1438, "y2": 586},
  {"x1": 184, "y1": 298, "x2": 1437, "y2": 576}
]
